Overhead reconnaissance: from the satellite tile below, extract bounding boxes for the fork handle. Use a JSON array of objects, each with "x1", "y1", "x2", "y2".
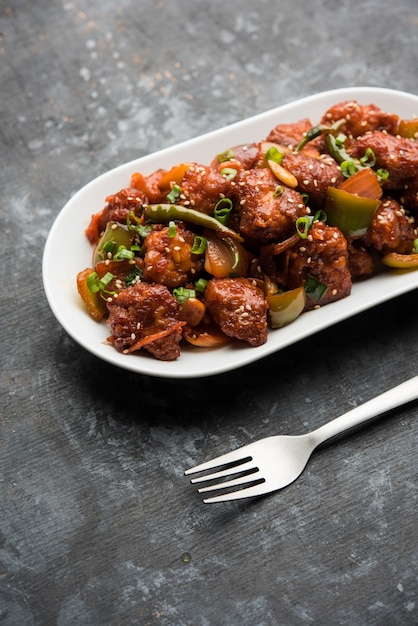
[{"x1": 311, "y1": 375, "x2": 418, "y2": 446}]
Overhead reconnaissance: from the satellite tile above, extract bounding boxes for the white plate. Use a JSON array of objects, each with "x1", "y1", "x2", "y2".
[{"x1": 42, "y1": 87, "x2": 418, "y2": 378}]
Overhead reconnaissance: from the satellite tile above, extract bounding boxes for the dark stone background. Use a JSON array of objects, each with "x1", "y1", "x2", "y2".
[{"x1": 1, "y1": 1, "x2": 417, "y2": 624}]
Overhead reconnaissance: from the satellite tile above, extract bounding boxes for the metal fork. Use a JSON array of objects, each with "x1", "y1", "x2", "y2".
[{"x1": 185, "y1": 375, "x2": 418, "y2": 503}]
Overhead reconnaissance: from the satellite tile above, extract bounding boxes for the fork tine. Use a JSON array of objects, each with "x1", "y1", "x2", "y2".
[
  {"x1": 189, "y1": 459, "x2": 255, "y2": 484},
  {"x1": 184, "y1": 446, "x2": 253, "y2": 476},
  {"x1": 197, "y1": 470, "x2": 262, "y2": 493},
  {"x1": 202, "y1": 481, "x2": 270, "y2": 504}
]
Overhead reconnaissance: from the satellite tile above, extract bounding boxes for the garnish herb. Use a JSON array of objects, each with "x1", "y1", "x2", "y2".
[
  {"x1": 125, "y1": 265, "x2": 143, "y2": 287},
  {"x1": 265, "y1": 146, "x2": 283, "y2": 164},
  {"x1": 213, "y1": 198, "x2": 233, "y2": 225},
  {"x1": 340, "y1": 160, "x2": 358, "y2": 178},
  {"x1": 376, "y1": 169, "x2": 389, "y2": 182},
  {"x1": 103, "y1": 240, "x2": 117, "y2": 254},
  {"x1": 217, "y1": 149, "x2": 235, "y2": 163},
  {"x1": 86, "y1": 271, "x2": 115, "y2": 298},
  {"x1": 295, "y1": 216, "x2": 313, "y2": 239},
  {"x1": 126, "y1": 211, "x2": 153, "y2": 238},
  {"x1": 113, "y1": 245, "x2": 135, "y2": 260},
  {"x1": 304, "y1": 275, "x2": 328, "y2": 300},
  {"x1": 273, "y1": 185, "x2": 285, "y2": 198},
  {"x1": 195, "y1": 278, "x2": 208, "y2": 293},
  {"x1": 295, "y1": 210, "x2": 326, "y2": 238},
  {"x1": 220, "y1": 167, "x2": 237, "y2": 180},
  {"x1": 173, "y1": 286, "x2": 196, "y2": 304},
  {"x1": 166, "y1": 184, "x2": 182, "y2": 203},
  {"x1": 168, "y1": 220, "x2": 177, "y2": 237},
  {"x1": 359, "y1": 148, "x2": 376, "y2": 168},
  {"x1": 191, "y1": 235, "x2": 207, "y2": 255}
]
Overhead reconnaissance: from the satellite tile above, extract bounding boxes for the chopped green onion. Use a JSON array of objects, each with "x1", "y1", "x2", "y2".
[
  {"x1": 103, "y1": 240, "x2": 117, "y2": 254},
  {"x1": 126, "y1": 211, "x2": 153, "y2": 238},
  {"x1": 168, "y1": 220, "x2": 177, "y2": 237},
  {"x1": 313, "y1": 209, "x2": 327, "y2": 223},
  {"x1": 173, "y1": 286, "x2": 196, "y2": 304},
  {"x1": 86, "y1": 271, "x2": 101, "y2": 293},
  {"x1": 191, "y1": 235, "x2": 207, "y2": 255},
  {"x1": 125, "y1": 265, "x2": 143, "y2": 286},
  {"x1": 166, "y1": 184, "x2": 182, "y2": 203},
  {"x1": 265, "y1": 146, "x2": 283, "y2": 164},
  {"x1": 86, "y1": 271, "x2": 115, "y2": 299},
  {"x1": 214, "y1": 197, "x2": 233, "y2": 225},
  {"x1": 304, "y1": 275, "x2": 328, "y2": 300},
  {"x1": 217, "y1": 149, "x2": 235, "y2": 163},
  {"x1": 195, "y1": 278, "x2": 208, "y2": 293},
  {"x1": 377, "y1": 168, "x2": 389, "y2": 182},
  {"x1": 301, "y1": 192, "x2": 310, "y2": 205},
  {"x1": 413, "y1": 238, "x2": 418, "y2": 253},
  {"x1": 99, "y1": 272, "x2": 114, "y2": 288},
  {"x1": 340, "y1": 160, "x2": 359, "y2": 178},
  {"x1": 273, "y1": 185, "x2": 285, "y2": 198},
  {"x1": 335, "y1": 133, "x2": 347, "y2": 147},
  {"x1": 359, "y1": 148, "x2": 376, "y2": 167},
  {"x1": 295, "y1": 216, "x2": 313, "y2": 239},
  {"x1": 220, "y1": 167, "x2": 237, "y2": 180},
  {"x1": 296, "y1": 210, "x2": 326, "y2": 239},
  {"x1": 114, "y1": 245, "x2": 135, "y2": 260}
]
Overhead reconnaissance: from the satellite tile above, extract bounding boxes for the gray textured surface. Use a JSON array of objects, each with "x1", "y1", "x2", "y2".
[{"x1": 1, "y1": 1, "x2": 418, "y2": 624}]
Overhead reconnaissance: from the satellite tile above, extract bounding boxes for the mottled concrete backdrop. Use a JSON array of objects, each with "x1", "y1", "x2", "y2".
[{"x1": 1, "y1": 1, "x2": 418, "y2": 625}]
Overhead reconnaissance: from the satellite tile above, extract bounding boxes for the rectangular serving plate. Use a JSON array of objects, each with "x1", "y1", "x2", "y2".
[{"x1": 42, "y1": 87, "x2": 418, "y2": 378}]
